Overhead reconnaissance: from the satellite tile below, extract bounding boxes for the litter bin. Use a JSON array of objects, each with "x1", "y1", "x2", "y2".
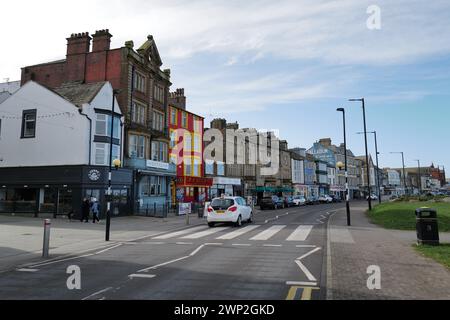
[{"x1": 416, "y1": 208, "x2": 439, "y2": 246}]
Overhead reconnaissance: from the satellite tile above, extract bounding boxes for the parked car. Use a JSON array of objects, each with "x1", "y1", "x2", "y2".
[
  {"x1": 306, "y1": 196, "x2": 319, "y2": 205},
  {"x1": 283, "y1": 196, "x2": 295, "y2": 208},
  {"x1": 206, "y1": 196, "x2": 253, "y2": 227},
  {"x1": 366, "y1": 194, "x2": 378, "y2": 201},
  {"x1": 292, "y1": 195, "x2": 306, "y2": 206},
  {"x1": 260, "y1": 196, "x2": 284, "y2": 210},
  {"x1": 319, "y1": 195, "x2": 333, "y2": 203},
  {"x1": 330, "y1": 195, "x2": 342, "y2": 203}
]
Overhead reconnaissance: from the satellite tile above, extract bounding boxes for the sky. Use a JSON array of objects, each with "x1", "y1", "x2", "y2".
[{"x1": 1, "y1": 0, "x2": 449, "y2": 171}]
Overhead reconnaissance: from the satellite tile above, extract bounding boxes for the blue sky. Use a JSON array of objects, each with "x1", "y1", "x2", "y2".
[{"x1": 1, "y1": 0, "x2": 449, "y2": 171}]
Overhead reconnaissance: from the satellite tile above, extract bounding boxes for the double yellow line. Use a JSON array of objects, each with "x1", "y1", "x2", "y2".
[{"x1": 286, "y1": 286, "x2": 319, "y2": 300}]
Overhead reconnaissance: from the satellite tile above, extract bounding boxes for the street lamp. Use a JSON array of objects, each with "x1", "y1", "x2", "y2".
[
  {"x1": 337, "y1": 108, "x2": 351, "y2": 226},
  {"x1": 413, "y1": 160, "x2": 422, "y2": 195},
  {"x1": 349, "y1": 98, "x2": 372, "y2": 210},
  {"x1": 391, "y1": 152, "x2": 407, "y2": 196},
  {"x1": 357, "y1": 131, "x2": 381, "y2": 204},
  {"x1": 106, "y1": 89, "x2": 121, "y2": 242}
]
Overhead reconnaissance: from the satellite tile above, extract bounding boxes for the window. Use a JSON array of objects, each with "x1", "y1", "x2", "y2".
[
  {"x1": 184, "y1": 133, "x2": 192, "y2": 153},
  {"x1": 94, "y1": 143, "x2": 120, "y2": 165},
  {"x1": 131, "y1": 101, "x2": 146, "y2": 125},
  {"x1": 205, "y1": 160, "x2": 214, "y2": 175},
  {"x1": 152, "y1": 111, "x2": 164, "y2": 132},
  {"x1": 193, "y1": 117, "x2": 201, "y2": 132},
  {"x1": 217, "y1": 161, "x2": 225, "y2": 176},
  {"x1": 95, "y1": 114, "x2": 120, "y2": 139},
  {"x1": 154, "y1": 85, "x2": 164, "y2": 103},
  {"x1": 129, "y1": 135, "x2": 146, "y2": 158},
  {"x1": 193, "y1": 158, "x2": 200, "y2": 177},
  {"x1": 21, "y1": 109, "x2": 36, "y2": 138},
  {"x1": 170, "y1": 108, "x2": 177, "y2": 125},
  {"x1": 151, "y1": 141, "x2": 168, "y2": 162},
  {"x1": 144, "y1": 176, "x2": 166, "y2": 196},
  {"x1": 133, "y1": 71, "x2": 146, "y2": 93},
  {"x1": 184, "y1": 157, "x2": 192, "y2": 176},
  {"x1": 181, "y1": 112, "x2": 187, "y2": 128},
  {"x1": 170, "y1": 129, "x2": 177, "y2": 149},
  {"x1": 194, "y1": 134, "x2": 201, "y2": 152}
]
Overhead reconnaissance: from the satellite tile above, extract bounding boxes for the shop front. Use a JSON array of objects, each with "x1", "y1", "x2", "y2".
[
  {"x1": 0, "y1": 165, "x2": 133, "y2": 218},
  {"x1": 174, "y1": 176, "x2": 213, "y2": 205},
  {"x1": 210, "y1": 177, "x2": 242, "y2": 199}
]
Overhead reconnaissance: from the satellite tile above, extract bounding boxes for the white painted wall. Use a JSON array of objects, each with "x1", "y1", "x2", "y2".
[{"x1": 0, "y1": 81, "x2": 89, "y2": 167}]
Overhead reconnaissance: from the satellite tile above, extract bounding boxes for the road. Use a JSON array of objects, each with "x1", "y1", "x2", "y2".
[{"x1": 0, "y1": 202, "x2": 345, "y2": 300}]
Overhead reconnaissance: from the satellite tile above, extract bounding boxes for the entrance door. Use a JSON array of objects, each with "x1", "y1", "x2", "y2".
[{"x1": 57, "y1": 189, "x2": 73, "y2": 215}]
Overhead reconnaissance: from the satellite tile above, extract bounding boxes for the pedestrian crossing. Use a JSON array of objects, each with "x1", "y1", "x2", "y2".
[{"x1": 151, "y1": 224, "x2": 315, "y2": 242}]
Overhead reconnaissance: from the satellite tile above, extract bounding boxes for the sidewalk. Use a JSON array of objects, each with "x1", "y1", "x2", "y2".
[
  {"x1": 328, "y1": 203, "x2": 450, "y2": 300},
  {"x1": 0, "y1": 213, "x2": 206, "y2": 273}
]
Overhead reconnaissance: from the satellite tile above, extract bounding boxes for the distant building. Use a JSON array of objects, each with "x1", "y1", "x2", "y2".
[{"x1": 0, "y1": 80, "x2": 21, "y2": 104}]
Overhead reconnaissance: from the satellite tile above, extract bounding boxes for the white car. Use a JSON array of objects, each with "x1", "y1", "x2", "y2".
[
  {"x1": 319, "y1": 195, "x2": 333, "y2": 203},
  {"x1": 366, "y1": 194, "x2": 378, "y2": 200},
  {"x1": 292, "y1": 196, "x2": 306, "y2": 206},
  {"x1": 206, "y1": 196, "x2": 253, "y2": 227}
]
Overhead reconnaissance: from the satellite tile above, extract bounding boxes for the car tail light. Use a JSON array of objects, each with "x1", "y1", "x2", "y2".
[
  {"x1": 207, "y1": 207, "x2": 214, "y2": 213},
  {"x1": 228, "y1": 206, "x2": 237, "y2": 212}
]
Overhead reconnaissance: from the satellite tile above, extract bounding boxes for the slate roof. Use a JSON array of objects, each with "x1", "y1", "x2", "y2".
[
  {"x1": 53, "y1": 81, "x2": 107, "y2": 108},
  {"x1": 0, "y1": 91, "x2": 11, "y2": 104}
]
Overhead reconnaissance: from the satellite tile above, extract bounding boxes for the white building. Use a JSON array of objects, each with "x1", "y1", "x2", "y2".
[{"x1": 0, "y1": 81, "x2": 133, "y2": 217}]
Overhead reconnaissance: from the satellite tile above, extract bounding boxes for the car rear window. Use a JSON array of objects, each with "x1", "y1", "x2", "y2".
[{"x1": 211, "y1": 199, "x2": 235, "y2": 210}]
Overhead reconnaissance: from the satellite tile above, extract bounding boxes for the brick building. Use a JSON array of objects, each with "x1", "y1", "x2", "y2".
[{"x1": 21, "y1": 30, "x2": 175, "y2": 214}]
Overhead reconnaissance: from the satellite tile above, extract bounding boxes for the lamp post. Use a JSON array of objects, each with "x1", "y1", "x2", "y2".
[
  {"x1": 357, "y1": 131, "x2": 381, "y2": 204},
  {"x1": 106, "y1": 89, "x2": 121, "y2": 242},
  {"x1": 414, "y1": 160, "x2": 422, "y2": 195},
  {"x1": 391, "y1": 152, "x2": 407, "y2": 196},
  {"x1": 349, "y1": 98, "x2": 372, "y2": 210},
  {"x1": 337, "y1": 108, "x2": 351, "y2": 226}
]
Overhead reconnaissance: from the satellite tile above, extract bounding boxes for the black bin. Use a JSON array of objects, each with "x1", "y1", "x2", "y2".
[{"x1": 416, "y1": 208, "x2": 439, "y2": 246}]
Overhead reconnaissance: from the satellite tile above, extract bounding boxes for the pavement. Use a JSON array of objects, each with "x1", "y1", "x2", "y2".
[{"x1": 328, "y1": 202, "x2": 450, "y2": 300}]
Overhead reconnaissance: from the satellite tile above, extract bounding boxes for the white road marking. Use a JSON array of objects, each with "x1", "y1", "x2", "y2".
[
  {"x1": 263, "y1": 244, "x2": 283, "y2": 247},
  {"x1": 181, "y1": 227, "x2": 229, "y2": 239},
  {"x1": 295, "y1": 260, "x2": 317, "y2": 282},
  {"x1": 296, "y1": 245, "x2": 317, "y2": 248},
  {"x1": 205, "y1": 243, "x2": 223, "y2": 246},
  {"x1": 176, "y1": 242, "x2": 193, "y2": 245},
  {"x1": 330, "y1": 227, "x2": 355, "y2": 244},
  {"x1": 286, "y1": 281, "x2": 317, "y2": 287},
  {"x1": 153, "y1": 226, "x2": 207, "y2": 240},
  {"x1": 297, "y1": 247, "x2": 321, "y2": 261},
  {"x1": 250, "y1": 225, "x2": 286, "y2": 241},
  {"x1": 216, "y1": 225, "x2": 260, "y2": 240},
  {"x1": 286, "y1": 225, "x2": 313, "y2": 241},
  {"x1": 189, "y1": 244, "x2": 206, "y2": 256},
  {"x1": 95, "y1": 244, "x2": 122, "y2": 254},
  {"x1": 138, "y1": 256, "x2": 190, "y2": 272},
  {"x1": 129, "y1": 274, "x2": 156, "y2": 279},
  {"x1": 17, "y1": 268, "x2": 39, "y2": 272},
  {"x1": 82, "y1": 287, "x2": 113, "y2": 300},
  {"x1": 232, "y1": 244, "x2": 252, "y2": 247}
]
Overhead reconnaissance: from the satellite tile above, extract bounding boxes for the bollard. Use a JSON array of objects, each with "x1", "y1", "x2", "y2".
[
  {"x1": 42, "y1": 219, "x2": 51, "y2": 258},
  {"x1": 186, "y1": 211, "x2": 190, "y2": 225}
]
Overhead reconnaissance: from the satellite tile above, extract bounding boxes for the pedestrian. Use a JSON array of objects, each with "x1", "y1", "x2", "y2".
[
  {"x1": 91, "y1": 198, "x2": 100, "y2": 223},
  {"x1": 81, "y1": 198, "x2": 90, "y2": 223}
]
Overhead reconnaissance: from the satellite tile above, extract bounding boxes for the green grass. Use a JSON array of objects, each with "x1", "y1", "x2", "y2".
[
  {"x1": 367, "y1": 201, "x2": 450, "y2": 232},
  {"x1": 415, "y1": 244, "x2": 450, "y2": 270}
]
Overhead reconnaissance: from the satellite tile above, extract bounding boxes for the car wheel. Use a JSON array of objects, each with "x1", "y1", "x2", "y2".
[
  {"x1": 235, "y1": 215, "x2": 242, "y2": 227},
  {"x1": 208, "y1": 222, "x2": 215, "y2": 228}
]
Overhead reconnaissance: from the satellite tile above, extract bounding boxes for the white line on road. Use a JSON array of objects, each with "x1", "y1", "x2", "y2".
[
  {"x1": 153, "y1": 226, "x2": 207, "y2": 240},
  {"x1": 295, "y1": 260, "x2": 317, "y2": 282},
  {"x1": 82, "y1": 287, "x2": 113, "y2": 300},
  {"x1": 263, "y1": 244, "x2": 283, "y2": 247},
  {"x1": 16, "y1": 268, "x2": 39, "y2": 272},
  {"x1": 95, "y1": 244, "x2": 123, "y2": 254},
  {"x1": 189, "y1": 244, "x2": 206, "y2": 256},
  {"x1": 250, "y1": 225, "x2": 286, "y2": 241},
  {"x1": 232, "y1": 244, "x2": 252, "y2": 247},
  {"x1": 181, "y1": 227, "x2": 229, "y2": 239},
  {"x1": 176, "y1": 242, "x2": 194, "y2": 245},
  {"x1": 216, "y1": 225, "x2": 260, "y2": 240},
  {"x1": 138, "y1": 256, "x2": 190, "y2": 272},
  {"x1": 296, "y1": 245, "x2": 317, "y2": 248},
  {"x1": 286, "y1": 281, "x2": 317, "y2": 287},
  {"x1": 204, "y1": 243, "x2": 223, "y2": 246},
  {"x1": 129, "y1": 274, "x2": 156, "y2": 279},
  {"x1": 286, "y1": 225, "x2": 313, "y2": 241},
  {"x1": 297, "y1": 247, "x2": 321, "y2": 261}
]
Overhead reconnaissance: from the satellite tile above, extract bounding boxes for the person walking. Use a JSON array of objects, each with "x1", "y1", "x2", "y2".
[
  {"x1": 81, "y1": 198, "x2": 90, "y2": 223},
  {"x1": 91, "y1": 198, "x2": 100, "y2": 223}
]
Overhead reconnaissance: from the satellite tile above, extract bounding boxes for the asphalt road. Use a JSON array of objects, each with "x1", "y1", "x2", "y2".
[{"x1": 0, "y1": 202, "x2": 345, "y2": 300}]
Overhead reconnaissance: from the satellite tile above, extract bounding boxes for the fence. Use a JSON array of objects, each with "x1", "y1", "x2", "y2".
[{"x1": 135, "y1": 202, "x2": 206, "y2": 218}]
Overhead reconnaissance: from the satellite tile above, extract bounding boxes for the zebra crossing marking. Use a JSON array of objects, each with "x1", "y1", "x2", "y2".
[
  {"x1": 152, "y1": 226, "x2": 207, "y2": 240},
  {"x1": 181, "y1": 227, "x2": 229, "y2": 239},
  {"x1": 216, "y1": 225, "x2": 260, "y2": 240},
  {"x1": 286, "y1": 225, "x2": 313, "y2": 242},
  {"x1": 250, "y1": 225, "x2": 286, "y2": 241}
]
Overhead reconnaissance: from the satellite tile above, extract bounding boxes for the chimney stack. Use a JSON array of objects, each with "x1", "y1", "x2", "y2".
[
  {"x1": 169, "y1": 88, "x2": 186, "y2": 110},
  {"x1": 65, "y1": 32, "x2": 91, "y2": 82},
  {"x1": 92, "y1": 29, "x2": 112, "y2": 52}
]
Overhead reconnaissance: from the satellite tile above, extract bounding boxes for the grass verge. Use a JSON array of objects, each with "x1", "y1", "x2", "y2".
[{"x1": 414, "y1": 244, "x2": 450, "y2": 270}]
